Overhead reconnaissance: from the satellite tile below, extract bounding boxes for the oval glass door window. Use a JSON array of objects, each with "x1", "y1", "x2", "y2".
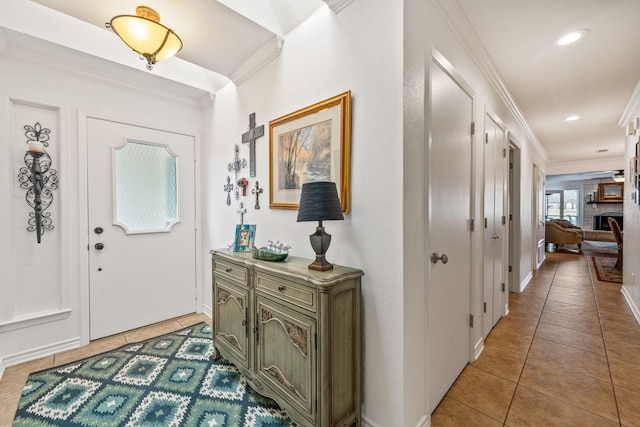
[{"x1": 113, "y1": 139, "x2": 179, "y2": 234}]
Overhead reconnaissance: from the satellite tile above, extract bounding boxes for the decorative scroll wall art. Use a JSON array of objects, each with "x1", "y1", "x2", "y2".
[{"x1": 17, "y1": 122, "x2": 58, "y2": 243}]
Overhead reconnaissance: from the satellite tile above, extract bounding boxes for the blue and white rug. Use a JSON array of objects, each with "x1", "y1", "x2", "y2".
[{"x1": 12, "y1": 322, "x2": 293, "y2": 426}]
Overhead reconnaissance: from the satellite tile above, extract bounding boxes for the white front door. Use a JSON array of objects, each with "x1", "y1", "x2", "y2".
[
  {"x1": 87, "y1": 118, "x2": 196, "y2": 340},
  {"x1": 428, "y1": 54, "x2": 474, "y2": 411}
]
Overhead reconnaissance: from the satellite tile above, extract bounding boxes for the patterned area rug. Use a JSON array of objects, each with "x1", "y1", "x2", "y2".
[
  {"x1": 12, "y1": 322, "x2": 293, "y2": 426},
  {"x1": 592, "y1": 256, "x2": 622, "y2": 284}
]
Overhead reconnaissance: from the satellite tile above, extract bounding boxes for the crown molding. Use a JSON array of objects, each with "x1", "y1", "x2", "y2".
[
  {"x1": 323, "y1": 0, "x2": 354, "y2": 13},
  {"x1": 229, "y1": 36, "x2": 284, "y2": 86},
  {"x1": 619, "y1": 80, "x2": 640, "y2": 126},
  {"x1": 432, "y1": 0, "x2": 548, "y2": 161}
]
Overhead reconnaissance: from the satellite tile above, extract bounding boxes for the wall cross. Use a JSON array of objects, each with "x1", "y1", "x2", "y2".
[
  {"x1": 252, "y1": 181, "x2": 263, "y2": 209},
  {"x1": 223, "y1": 176, "x2": 233, "y2": 206},
  {"x1": 227, "y1": 144, "x2": 246, "y2": 200},
  {"x1": 236, "y1": 201, "x2": 246, "y2": 225},
  {"x1": 241, "y1": 113, "x2": 264, "y2": 178}
]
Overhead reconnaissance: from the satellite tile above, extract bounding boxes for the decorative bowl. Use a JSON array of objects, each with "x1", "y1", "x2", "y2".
[{"x1": 251, "y1": 246, "x2": 289, "y2": 262}]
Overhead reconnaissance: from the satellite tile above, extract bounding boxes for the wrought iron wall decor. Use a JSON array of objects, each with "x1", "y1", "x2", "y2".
[{"x1": 17, "y1": 122, "x2": 58, "y2": 243}]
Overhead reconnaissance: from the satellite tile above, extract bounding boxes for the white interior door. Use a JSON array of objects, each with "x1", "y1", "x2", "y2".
[
  {"x1": 428, "y1": 54, "x2": 473, "y2": 412},
  {"x1": 482, "y1": 114, "x2": 506, "y2": 337},
  {"x1": 87, "y1": 118, "x2": 196, "y2": 340}
]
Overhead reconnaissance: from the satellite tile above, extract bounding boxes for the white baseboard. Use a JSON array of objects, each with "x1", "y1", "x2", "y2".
[
  {"x1": 519, "y1": 271, "x2": 533, "y2": 293},
  {"x1": 473, "y1": 338, "x2": 484, "y2": 361},
  {"x1": 0, "y1": 358, "x2": 5, "y2": 380},
  {"x1": 201, "y1": 304, "x2": 212, "y2": 319},
  {"x1": 416, "y1": 414, "x2": 430, "y2": 427},
  {"x1": 621, "y1": 285, "x2": 640, "y2": 325},
  {"x1": 2, "y1": 337, "x2": 82, "y2": 369}
]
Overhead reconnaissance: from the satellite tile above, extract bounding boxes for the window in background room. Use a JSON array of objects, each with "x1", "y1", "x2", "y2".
[{"x1": 545, "y1": 189, "x2": 579, "y2": 225}]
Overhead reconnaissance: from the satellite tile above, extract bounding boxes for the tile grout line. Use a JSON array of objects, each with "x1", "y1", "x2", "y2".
[
  {"x1": 588, "y1": 255, "x2": 624, "y2": 427},
  {"x1": 501, "y1": 261, "x2": 557, "y2": 426}
]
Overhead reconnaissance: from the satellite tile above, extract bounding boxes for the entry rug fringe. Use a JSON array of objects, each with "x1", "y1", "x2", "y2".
[{"x1": 13, "y1": 322, "x2": 294, "y2": 426}]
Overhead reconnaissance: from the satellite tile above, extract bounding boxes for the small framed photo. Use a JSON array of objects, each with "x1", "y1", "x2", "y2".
[{"x1": 234, "y1": 224, "x2": 256, "y2": 252}]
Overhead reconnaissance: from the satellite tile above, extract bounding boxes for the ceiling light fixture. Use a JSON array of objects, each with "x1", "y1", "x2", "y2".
[
  {"x1": 106, "y1": 6, "x2": 182, "y2": 70},
  {"x1": 557, "y1": 29, "x2": 589, "y2": 46},
  {"x1": 564, "y1": 115, "x2": 581, "y2": 122}
]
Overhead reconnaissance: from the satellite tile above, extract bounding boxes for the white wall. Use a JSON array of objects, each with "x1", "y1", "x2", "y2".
[
  {"x1": 622, "y1": 102, "x2": 640, "y2": 321},
  {"x1": 0, "y1": 42, "x2": 203, "y2": 367},
  {"x1": 204, "y1": 2, "x2": 405, "y2": 425}
]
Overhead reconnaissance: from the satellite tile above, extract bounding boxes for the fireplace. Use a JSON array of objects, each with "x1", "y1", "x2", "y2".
[{"x1": 593, "y1": 214, "x2": 623, "y2": 231}]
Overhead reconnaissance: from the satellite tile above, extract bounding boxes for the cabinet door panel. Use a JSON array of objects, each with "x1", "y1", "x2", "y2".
[
  {"x1": 214, "y1": 278, "x2": 249, "y2": 369},
  {"x1": 256, "y1": 295, "x2": 316, "y2": 418}
]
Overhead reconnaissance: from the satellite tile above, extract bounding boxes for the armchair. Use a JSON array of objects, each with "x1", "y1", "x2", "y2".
[{"x1": 545, "y1": 221, "x2": 582, "y2": 250}]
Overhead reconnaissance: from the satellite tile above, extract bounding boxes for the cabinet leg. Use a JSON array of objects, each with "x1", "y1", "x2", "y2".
[{"x1": 212, "y1": 347, "x2": 221, "y2": 361}]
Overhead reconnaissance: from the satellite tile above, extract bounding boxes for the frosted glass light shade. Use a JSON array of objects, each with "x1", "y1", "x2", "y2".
[{"x1": 108, "y1": 6, "x2": 182, "y2": 69}]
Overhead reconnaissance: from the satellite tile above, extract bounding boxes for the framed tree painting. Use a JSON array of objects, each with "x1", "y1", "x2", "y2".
[{"x1": 269, "y1": 91, "x2": 351, "y2": 213}]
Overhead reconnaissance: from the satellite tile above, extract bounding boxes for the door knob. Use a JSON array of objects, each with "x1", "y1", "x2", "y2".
[
  {"x1": 95, "y1": 243, "x2": 105, "y2": 250},
  {"x1": 94, "y1": 227, "x2": 104, "y2": 234},
  {"x1": 431, "y1": 252, "x2": 449, "y2": 264}
]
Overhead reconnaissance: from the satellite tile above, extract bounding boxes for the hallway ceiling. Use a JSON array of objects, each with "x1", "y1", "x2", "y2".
[
  {"x1": 456, "y1": 0, "x2": 640, "y2": 172},
  {"x1": 5, "y1": 1, "x2": 640, "y2": 172}
]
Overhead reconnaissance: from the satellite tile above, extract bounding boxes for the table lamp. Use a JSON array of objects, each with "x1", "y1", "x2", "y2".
[{"x1": 296, "y1": 181, "x2": 344, "y2": 271}]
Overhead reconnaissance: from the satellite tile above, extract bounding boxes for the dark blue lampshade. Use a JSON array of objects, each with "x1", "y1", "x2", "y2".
[
  {"x1": 297, "y1": 182, "x2": 344, "y2": 222},
  {"x1": 296, "y1": 181, "x2": 343, "y2": 271}
]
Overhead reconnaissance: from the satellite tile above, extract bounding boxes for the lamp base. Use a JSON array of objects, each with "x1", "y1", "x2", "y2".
[
  {"x1": 308, "y1": 225, "x2": 334, "y2": 271},
  {"x1": 308, "y1": 254, "x2": 334, "y2": 271}
]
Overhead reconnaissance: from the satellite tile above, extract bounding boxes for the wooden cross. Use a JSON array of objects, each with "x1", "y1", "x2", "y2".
[
  {"x1": 227, "y1": 144, "x2": 246, "y2": 200},
  {"x1": 252, "y1": 181, "x2": 263, "y2": 210},
  {"x1": 237, "y1": 177, "x2": 249, "y2": 196},
  {"x1": 241, "y1": 113, "x2": 264, "y2": 178},
  {"x1": 236, "y1": 201, "x2": 246, "y2": 225},
  {"x1": 223, "y1": 176, "x2": 233, "y2": 206}
]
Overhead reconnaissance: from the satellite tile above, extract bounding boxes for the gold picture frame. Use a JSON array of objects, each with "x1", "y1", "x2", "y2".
[
  {"x1": 269, "y1": 91, "x2": 351, "y2": 212},
  {"x1": 598, "y1": 182, "x2": 623, "y2": 202}
]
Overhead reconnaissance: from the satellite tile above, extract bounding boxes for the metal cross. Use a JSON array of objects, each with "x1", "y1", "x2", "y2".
[
  {"x1": 236, "y1": 201, "x2": 246, "y2": 225},
  {"x1": 237, "y1": 177, "x2": 249, "y2": 196},
  {"x1": 252, "y1": 181, "x2": 263, "y2": 210},
  {"x1": 241, "y1": 113, "x2": 264, "y2": 178},
  {"x1": 223, "y1": 176, "x2": 233, "y2": 206},
  {"x1": 227, "y1": 144, "x2": 246, "y2": 200}
]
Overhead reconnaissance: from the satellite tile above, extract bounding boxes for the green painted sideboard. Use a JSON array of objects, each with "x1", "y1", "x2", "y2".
[{"x1": 211, "y1": 249, "x2": 363, "y2": 427}]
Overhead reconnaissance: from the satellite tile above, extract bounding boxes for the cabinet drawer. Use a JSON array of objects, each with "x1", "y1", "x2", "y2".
[
  {"x1": 213, "y1": 259, "x2": 248, "y2": 284},
  {"x1": 255, "y1": 273, "x2": 316, "y2": 313}
]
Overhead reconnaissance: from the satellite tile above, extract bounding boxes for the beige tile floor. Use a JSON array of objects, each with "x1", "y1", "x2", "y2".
[
  {"x1": 432, "y1": 250, "x2": 640, "y2": 426},
  {"x1": 0, "y1": 312, "x2": 211, "y2": 426}
]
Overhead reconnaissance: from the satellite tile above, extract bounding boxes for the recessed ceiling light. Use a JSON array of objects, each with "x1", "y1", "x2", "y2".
[
  {"x1": 557, "y1": 29, "x2": 589, "y2": 46},
  {"x1": 564, "y1": 115, "x2": 581, "y2": 122}
]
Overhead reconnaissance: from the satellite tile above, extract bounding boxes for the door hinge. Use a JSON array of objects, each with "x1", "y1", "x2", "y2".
[
  {"x1": 469, "y1": 314, "x2": 474, "y2": 328},
  {"x1": 469, "y1": 219, "x2": 474, "y2": 232},
  {"x1": 484, "y1": 218, "x2": 488, "y2": 228},
  {"x1": 503, "y1": 148, "x2": 507, "y2": 157},
  {"x1": 509, "y1": 214, "x2": 513, "y2": 221},
  {"x1": 483, "y1": 302, "x2": 487, "y2": 313},
  {"x1": 510, "y1": 161, "x2": 514, "y2": 169},
  {"x1": 502, "y1": 215, "x2": 506, "y2": 225},
  {"x1": 501, "y1": 283, "x2": 506, "y2": 292},
  {"x1": 485, "y1": 132, "x2": 489, "y2": 144},
  {"x1": 508, "y1": 265, "x2": 512, "y2": 272},
  {"x1": 471, "y1": 122, "x2": 475, "y2": 136}
]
